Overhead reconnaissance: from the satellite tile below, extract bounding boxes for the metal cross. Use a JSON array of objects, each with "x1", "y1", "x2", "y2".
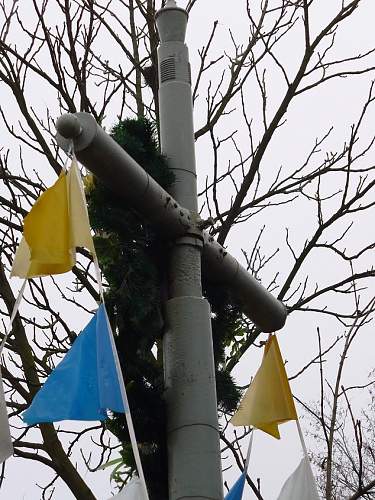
[{"x1": 56, "y1": 2, "x2": 286, "y2": 499}]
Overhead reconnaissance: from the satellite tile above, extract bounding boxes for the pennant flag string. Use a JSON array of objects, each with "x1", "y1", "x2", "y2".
[
  {"x1": 0, "y1": 367, "x2": 13, "y2": 464},
  {"x1": 229, "y1": 333, "x2": 320, "y2": 500},
  {"x1": 68, "y1": 152, "x2": 147, "y2": 494},
  {"x1": 0, "y1": 279, "x2": 27, "y2": 355},
  {"x1": 7, "y1": 149, "x2": 149, "y2": 495},
  {"x1": 0, "y1": 280, "x2": 26, "y2": 464},
  {"x1": 223, "y1": 431, "x2": 254, "y2": 500},
  {"x1": 70, "y1": 152, "x2": 104, "y2": 303},
  {"x1": 124, "y1": 404, "x2": 149, "y2": 499},
  {"x1": 101, "y1": 304, "x2": 149, "y2": 500},
  {"x1": 244, "y1": 429, "x2": 254, "y2": 473},
  {"x1": 296, "y1": 419, "x2": 309, "y2": 460},
  {"x1": 93, "y1": 254, "x2": 105, "y2": 303},
  {"x1": 71, "y1": 150, "x2": 146, "y2": 494},
  {"x1": 61, "y1": 139, "x2": 73, "y2": 173}
]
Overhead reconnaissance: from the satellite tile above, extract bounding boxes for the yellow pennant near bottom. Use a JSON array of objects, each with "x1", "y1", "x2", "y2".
[{"x1": 230, "y1": 335, "x2": 297, "y2": 439}]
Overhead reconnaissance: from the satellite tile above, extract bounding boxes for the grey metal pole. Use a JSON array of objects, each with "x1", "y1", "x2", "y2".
[{"x1": 156, "y1": 2, "x2": 223, "y2": 499}]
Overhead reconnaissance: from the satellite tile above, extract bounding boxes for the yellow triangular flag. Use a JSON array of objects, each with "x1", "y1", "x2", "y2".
[
  {"x1": 11, "y1": 158, "x2": 95, "y2": 278},
  {"x1": 12, "y1": 173, "x2": 71, "y2": 278},
  {"x1": 230, "y1": 335, "x2": 297, "y2": 438}
]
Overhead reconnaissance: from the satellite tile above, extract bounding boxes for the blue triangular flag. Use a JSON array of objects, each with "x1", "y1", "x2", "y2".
[
  {"x1": 225, "y1": 471, "x2": 246, "y2": 500},
  {"x1": 23, "y1": 304, "x2": 126, "y2": 424}
]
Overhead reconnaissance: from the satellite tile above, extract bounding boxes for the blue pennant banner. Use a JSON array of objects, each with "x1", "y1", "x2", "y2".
[{"x1": 23, "y1": 304, "x2": 126, "y2": 424}]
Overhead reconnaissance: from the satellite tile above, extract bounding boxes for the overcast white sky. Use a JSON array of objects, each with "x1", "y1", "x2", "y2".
[{"x1": 1, "y1": 0, "x2": 375, "y2": 499}]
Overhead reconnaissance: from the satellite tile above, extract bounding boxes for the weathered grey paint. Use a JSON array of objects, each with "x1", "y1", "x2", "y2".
[{"x1": 156, "y1": 1, "x2": 223, "y2": 498}]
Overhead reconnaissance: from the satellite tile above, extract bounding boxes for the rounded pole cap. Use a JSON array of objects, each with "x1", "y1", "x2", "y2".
[
  {"x1": 56, "y1": 112, "x2": 97, "y2": 153},
  {"x1": 56, "y1": 113, "x2": 82, "y2": 139},
  {"x1": 155, "y1": 0, "x2": 188, "y2": 43}
]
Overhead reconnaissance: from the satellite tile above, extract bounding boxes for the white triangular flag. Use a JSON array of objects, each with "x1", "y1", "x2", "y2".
[
  {"x1": 109, "y1": 477, "x2": 148, "y2": 500},
  {"x1": 277, "y1": 457, "x2": 320, "y2": 500},
  {"x1": 0, "y1": 372, "x2": 13, "y2": 463}
]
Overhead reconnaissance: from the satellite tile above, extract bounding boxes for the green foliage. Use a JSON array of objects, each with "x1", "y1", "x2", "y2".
[
  {"x1": 111, "y1": 119, "x2": 174, "y2": 189},
  {"x1": 87, "y1": 117, "x2": 241, "y2": 499},
  {"x1": 87, "y1": 117, "x2": 170, "y2": 498},
  {"x1": 204, "y1": 281, "x2": 243, "y2": 413}
]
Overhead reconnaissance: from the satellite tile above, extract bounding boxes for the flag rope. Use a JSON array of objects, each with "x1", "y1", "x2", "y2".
[
  {"x1": 103, "y1": 307, "x2": 150, "y2": 500},
  {"x1": 70, "y1": 149, "x2": 104, "y2": 304},
  {"x1": 7, "y1": 151, "x2": 149, "y2": 496},
  {"x1": 296, "y1": 419, "x2": 309, "y2": 460},
  {"x1": 244, "y1": 428, "x2": 254, "y2": 473},
  {"x1": 93, "y1": 256, "x2": 105, "y2": 303},
  {"x1": 0, "y1": 279, "x2": 27, "y2": 356},
  {"x1": 67, "y1": 149, "x2": 149, "y2": 496},
  {"x1": 0, "y1": 278, "x2": 26, "y2": 462},
  {"x1": 295, "y1": 418, "x2": 321, "y2": 498},
  {"x1": 71, "y1": 147, "x2": 149, "y2": 497},
  {"x1": 62, "y1": 140, "x2": 73, "y2": 173}
]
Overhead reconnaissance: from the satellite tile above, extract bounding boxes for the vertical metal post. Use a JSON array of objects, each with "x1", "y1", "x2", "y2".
[{"x1": 156, "y1": 2, "x2": 223, "y2": 499}]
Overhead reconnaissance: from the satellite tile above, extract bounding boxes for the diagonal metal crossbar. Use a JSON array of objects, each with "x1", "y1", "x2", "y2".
[
  {"x1": 56, "y1": 2, "x2": 286, "y2": 499},
  {"x1": 56, "y1": 111, "x2": 286, "y2": 333}
]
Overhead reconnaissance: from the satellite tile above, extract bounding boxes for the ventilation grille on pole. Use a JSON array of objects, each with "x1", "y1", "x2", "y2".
[{"x1": 160, "y1": 57, "x2": 176, "y2": 82}]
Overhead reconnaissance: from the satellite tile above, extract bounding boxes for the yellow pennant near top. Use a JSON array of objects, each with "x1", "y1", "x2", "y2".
[
  {"x1": 230, "y1": 335, "x2": 297, "y2": 439},
  {"x1": 11, "y1": 158, "x2": 95, "y2": 279}
]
